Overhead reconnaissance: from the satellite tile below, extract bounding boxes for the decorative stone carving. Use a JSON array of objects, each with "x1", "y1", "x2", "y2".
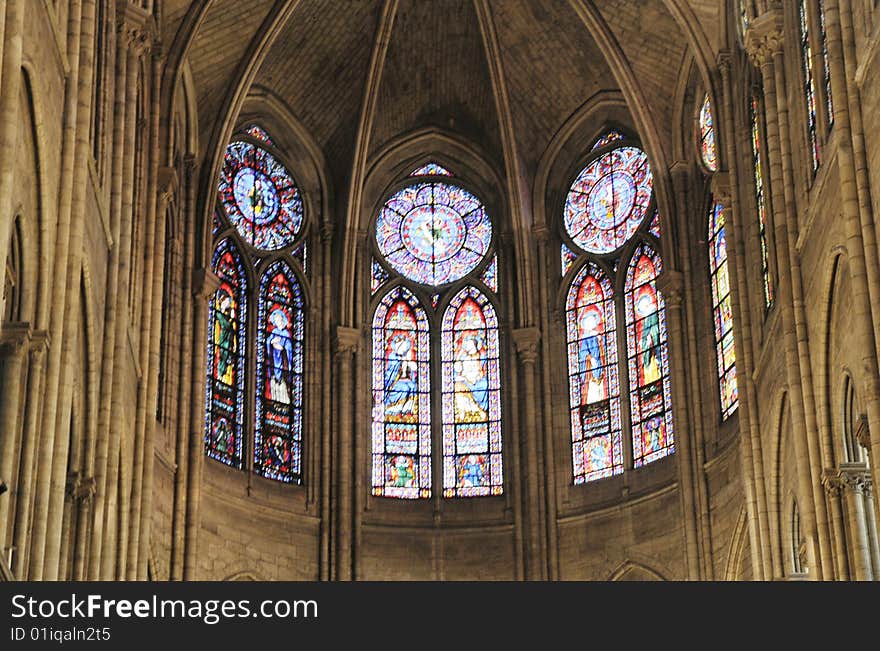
[
  {"x1": 656, "y1": 270, "x2": 684, "y2": 308},
  {"x1": 512, "y1": 327, "x2": 540, "y2": 366},
  {"x1": 191, "y1": 268, "x2": 221, "y2": 300},
  {"x1": 744, "y1": 9, "x2": 785, "y2": 67},
  {"x1": 333, "y1": 326, "x2": 360, "y2": 358}
]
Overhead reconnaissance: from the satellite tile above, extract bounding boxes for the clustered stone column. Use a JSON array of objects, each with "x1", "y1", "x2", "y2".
[
  {"x1": 822, "y1": 465, "x2": 876, "y2": 579},
  {"x1": 333, "y1": 326, "x2": 360, "y2": 581}
]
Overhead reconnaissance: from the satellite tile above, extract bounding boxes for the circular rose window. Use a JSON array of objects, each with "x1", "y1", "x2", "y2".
[
  {"x1": 564, "y1": 147, "x2": 653, "y2": 254},
  {"x1": 376, "y1": 182, "x2": 491, "y2": 286},
  {"x1": 219, "y1": 141, "x2": 303, "y2": 250}
]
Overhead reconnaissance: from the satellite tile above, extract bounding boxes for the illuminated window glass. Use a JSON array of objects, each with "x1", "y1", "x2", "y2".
[
  {"x1": 699, "y1": 94, "x2": 718, "y2": 172},
  {"x1": 708, "y1": 202, "x2": 738, "y2": 419},
  {"x1": 750, "y1": 95, "x2": 774, "y2": 309}
]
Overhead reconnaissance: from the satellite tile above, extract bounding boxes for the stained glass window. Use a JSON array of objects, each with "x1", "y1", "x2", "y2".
[
  {"x1": 375, "y1": 182, "x2": 492, "y2": 286},
  {"x1": 819, "y1": 0, "x2": 833, "y2": 126},
  {"x1": 410, "y1": 162, "x2": 453, "y2": 177},
  {"x1": 799, "y1": 0, "x2": 820, "y2": 172},
  {"x1": 750, "y1": 95, "x2": 774, "y2": 309},
  {"x1": 255, "y1": 262, "x2": 305, "y2": 483},
  {"x1": 564, "y1": 146, "x2": 653, "y2": 254},
  {"x1": 244, "y1": 124, "x2": 274, "y2": 146},
  {"x1": 219, "y1": 140, "x2": 304, "y2": 251},
  {"x1": 371, "y1": 286, "x2": 432, "y2": 499},
  {"x1": 566, "y1": 262, "x2": 623, "y2": 483},
  {"x1": 205, "y1": 239, "x2": 247, "y2": 468},
  {"x1": 292, "y1": 240, "x2": 307, "y2": 275},
  {"x1": 441, "y1": 287, "x2": 502, "y2": 497},
  {"x1": 699, "y1": 94, "x2": 718, "y2": 172},
  {"x1": 480, "y1": 255, "x2": 498, "y2": 293},
  {"x1": 371, "y1": 258, "x2": 390, "y2": 295},
  {"x1": 708, "y1": 202, "x2": 738, "y2": 419},
  {"x1": 561, "y1": 243, "x2": 578, "y2": 276},
  {"x1": 591, "y1": 130, "x2": 625, "y2": 150},
  {"x1": 648, "y1": 210, "x2": 661, "y2": 238},
  {"x1": 625, "y1": 244, "x2": 674, "y2": 466}
]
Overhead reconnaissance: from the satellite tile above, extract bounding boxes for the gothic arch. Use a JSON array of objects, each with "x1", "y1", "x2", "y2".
[{"x1": 607, "y1": 559, "x2": 667, "y2": 581}]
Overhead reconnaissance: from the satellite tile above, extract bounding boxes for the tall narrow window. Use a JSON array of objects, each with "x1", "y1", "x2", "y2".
[
  {"x1": 255, "y1": 262, "x2": 305, "y2": 483},
  {"x1": 442, "y1": 287, "x2": 502, "y2": 497},
  {"x1": 562, "y1": 129, "x2": 671, "y2": 484},
  {"x1": 371, "y1": 286, "x2": 432, "y2": 499},
  {"x1": 708, "y1": 202, "x2": 738, "y2": 419},
  {"x1": 371, "y1": 168, "x2": 500, "y2": 500},
  {"x1": 750, "y1": 95, "x2": 774, "y2": 309},
  {"x1": 819, "y1": 0, "x2": 834, "y2": 126},
  {"x1": 799, "y1": 0, "x2": 820, "y2": 172},
  {"x1": 205, "y1": 239, "x2": 247, "y2": 468},
  {"x1": 699, "y1": 94, "x2": 718, "y2": 172},
  {"x1": 626, "y1": 244, "x2": 674, "y2": 466},
  {"x1": 566, "y1": 262, "x2": 622, "y2": 483},
  {"x1": 205, "y1": 124, "x2": 309, "y2": 484}
]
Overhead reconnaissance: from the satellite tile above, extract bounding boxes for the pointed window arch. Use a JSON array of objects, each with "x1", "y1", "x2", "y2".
[
  {"x1": 566, "y1": 262, "x2": 623, "y2": 483},
  {"x1": 798, "y1": 0, "x2": 820, "y2": 172},
  {"x1": 709, "y1": 202, "x2": 738, "y2": 419},
  {"x1": 371, "y1": 286, "x2": 432, "y2": 499},
  {"x1": 749, "y1": 94, "x2": 774, "y2": 309},
  {"x1": 699, "y1": 94, "x2": 718, "y2": 172},
  {"x1": 441, "y1": 287, "x2": 502, "y2": 497}
]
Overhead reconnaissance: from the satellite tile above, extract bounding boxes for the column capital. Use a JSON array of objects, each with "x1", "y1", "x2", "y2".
[
  {"x1": 744, "y1": 9, "x2": 784, "y2": 67},
  {"x1": 66, "y1": 473, "x2": 97, "y2": 502},
  {"x1": 512, "y1": 327, "x2": 541, "y2": 365},
  {"x1": 822, "y1": 469, "x2": 844, "y2": 498},
  {"x1": 710, "y1": 172, "x2": 733, "y2": 207},
  {"x1": 117, "y1": 3, "x2": 152, "y2": 56},
  {"x1": 854, "y1": 413, "x2": 870, "y2": 451},
  {"x1": 824, "y1": 465, "x2": 872, "y2": 496},
  {"x1": 157, "y1": 166, "x2": 178, "y2": 205},
  {"x1": 716, "y1": 49, "x2": 733, "y2": 75},
  {"x1": 191, "y1": 268, "x2": 221, "y2": 300},
  {"x1": 333, "y1": 326, "x2": 360, "y2": 358},
  {"x1": 656, "y1": 270, "x2": 685, "y2": 306},
  {"x1": 668, "y1": 160, "x2": 690, "y2": 183},
  {"x1": 319, "y1": 222, "x2": 334, "y2": 243},
  {"x1": 28, "y1": 330, "x2": 50, "y2": 360},
  {"x1": 532, "y1": 225, "x2": 551, "y2": 244},
  {"x1": 0, "y1": 322, "x2": 32, "y2": 357}
]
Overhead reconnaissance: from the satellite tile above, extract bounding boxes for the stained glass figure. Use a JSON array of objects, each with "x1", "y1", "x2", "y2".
[
  {"x1": 253, "y1": 262, "x2": 305, "y2": 483},
  {"x1": 699, "y1": 94, "x2": 718, "y2": 172},
  {"x1": 371, "y1": 258, "x2": 390, "y2": 295},
  {"x1": 441, "y1": 287, "x2": 502, "y2": 497},
  {"x1": 799, "y1": 0, "x2": 820, "y2": 172},
  {"x1": 819, "y1": 0, "x2": 833, "y2": 125},
  {"x1": 219, "y1": 140, "x2": 303, "y2": 251},
  {"x1": 205, "y1": 239, "x2": 247, "y2": 468},
  {"x1": 708, "y1": 202, "x2": 738, "y2": 419},
  {"x1": 561, "y1": 243, "x2": 578, "y2": 277},
  {"x1": 625, "y1": 244, "x2": 674, "y2": 467},
  {"x1": 648, "y1": 210, "x2": 661, "y2": 238},
  {"x1": 591, "y1": 130, "x2": 625, "y2": 150},
  {"x1": 244, "y1": 124, "x2": 274, "y2": 146},
  {"x1": 371, "y1": 286, "x2": 432, "y2": 499},
  {"x1": 375, "y1": 182, "x2": 492, "y2": 286},
  {"x1": 566, "y1": 262, "x2": 623, "y2": 483},
  {"x1": 480, "y1": 255, "x2": 498, "y2": 293},
  {"x1": 750, "y1": 95, "x2": 774, "y2": 308},
  {"x1": 564, "y1": 146, "x2": 653, "y2": 254},
  {"x1": 410, "y1": 162, "x2": 453, "y2": 177}
]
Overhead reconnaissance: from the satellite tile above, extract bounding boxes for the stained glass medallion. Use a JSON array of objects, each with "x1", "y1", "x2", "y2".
[
  {"x1": 564, "y1": 147, "x2": 653, "y2": 255},
  {"x1": 375, "y1": 182, "x2": 492, "y2": 286},
  {"x1": 219, "y1": 141, "x2": 304, "y2": 251}
]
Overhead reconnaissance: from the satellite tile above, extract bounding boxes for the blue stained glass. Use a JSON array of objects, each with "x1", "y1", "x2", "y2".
[
  {"x1": 648, "y1": 210, "x2": 661, "y2": 238},
  {"x1": 561, "y1": 243, "x2": 578, "y2": 276},
  {"x1": 625, "y1": 243, "x2": 674, "y2": 466},
  {"x1": 218, "y1": 141, "x2": 303, "y2": 251},
  {"x1": 441, "y1": 286, "x2": 502, "y2": 497},
  {"x1": 410, "y1": 162, "x2": 453, "y2": 177},
  {"x1": 566, "y1": 262, "x2": 623, "y2": 483},
  {"x1": 371, "y1": 258, "x2": 390, "y2": 295},
  {"x1": 372, "y1": 286, "x2": 432, "y2": 499},
  {"x1": 205, "y1": 239, "x2": 247, "y2": 469},
  {"x1": 709, "y1": 202, "x2": 738, "y2": 419},
  {"x1": 565, "y1": 146, "x2": 653, "y2": 254},
  {"x1": 375, "y1": 182, "x2": 492, "y2": 286},
  {"x1": 480, "y1": 255, "x2": 498, "y2": 293},
  {"x1": 255, "y1": 262, "x2": 305, "y2": 483}
]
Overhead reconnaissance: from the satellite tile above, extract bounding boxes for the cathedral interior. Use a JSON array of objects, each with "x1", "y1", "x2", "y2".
[{"x1": 1, "y1": 0, "x2": 880, "y2": 581}]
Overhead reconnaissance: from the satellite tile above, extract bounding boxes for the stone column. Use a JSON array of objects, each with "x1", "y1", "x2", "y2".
[
  {"x1": 333, "y1": 326, "x2": 360, "y2": 581},
  {"x1": 512, "y1": 327, "x2": 544, "y2": 580},
  {"x1": 182, "y1": 267, "x2": 221, "y2": 581},
  {"x1": 656, "y1": 269, "x2": 702, "y2": 579},
  {"x1": 822, "y1": 471, "x2": 850, "y2": 579},
  {"x1": 718, "y1": 51, "x2": 773, "y2": 580},
  {"x1": 823, "y1": 465, "x2": 874, "y2": 579},
  {"x1": 319, "y1": 224, "x2": 333, "y2": 581},
  {"x1": 746, "y1": 11, "x2": 825, "y2": 578},
  {"x1": 0, "y1": 323, "x2": 30, "y2": 543}
]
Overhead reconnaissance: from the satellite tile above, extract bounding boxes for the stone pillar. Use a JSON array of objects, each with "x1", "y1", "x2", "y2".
[
  {"x1": 656, "y1": 269, "x2": 702, "y2": 579},
  {"x1": 333, "y1": 326, "x2": 360, "y2": 581},
  {"x1": 822, "y1": 472, "x2": 851, "y2": 579},
  {"x1": 717, "y1": 51, "x2": 773, "y2": 580},
  {"x1": 823, "y1": 465, "x2": 874, "y2": 579},
  {"x1": 746, "y1": 11, "x2": 825, "y2": 579},
  {"x1": 319, "y1": 224, "x2": 333, "y2": 581},
  {"x1": 512, "y1": 327, "x2": 544, "y2": 580},
  {"x1": 0, "y1": 323, "x2": 30, "y2": 547}
]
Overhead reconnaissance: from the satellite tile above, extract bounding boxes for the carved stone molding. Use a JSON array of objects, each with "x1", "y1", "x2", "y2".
[
  {"x1": 656, "y1": 270, "x2": 684, "y2": 307},
  {"x1": 28, "y1": 330, "x2": 50, "y2": 361},
  {"x1": 191, "y1": 268, "x2": 221, "y2": 300},
  {"x1": 823, "y1": 465, "x2": 872, "y2": 497},
  {"x1": 744, "y1": 9, "x2": 785, "y2": 67},
  {"x1": 711, "y1": 172, "x2": 732, "y2": 207},
  {"x1": 117, "y1": 3, "x2": 152, "y2": 56},
  {"x1": 512, "y1": 327, "x2": 540, "y2": 365},
  {"x1": 333, "y1": 326, "x2": 360, "y2": 358},
  {"x1": 157, "y1": 166, "x2": 179, "y2": 206},
  {"x1": 65, "y1": 472, "x2": 97, "y2": 502},
  {"x1": 531, "y1": 225, "x2": 550, "y2": 244},
  {"x1": 0, "y1": 322, "x2": 31, "y2": 357}
]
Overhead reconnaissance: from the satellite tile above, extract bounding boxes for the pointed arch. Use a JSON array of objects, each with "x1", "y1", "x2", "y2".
[
  {"x1": 255, "y1": 260, "x2": 306, "y2": 483},
  {"x1": 566, "y1": 261, "x2": 623, "y2": 483},
  {"x1": 699, "y1": 94, "x2": 718, "y2": 172},
  {"x1": 625, "y1": 243, "x2": 674, "y2": 467},
  {"x1": 205, "y1": 239, "x2": 248, "y2": 468},
  {"x1": 371, "y1": 285, "x2": 432, "y2": 499},
  {"x1": 441, "y1": 286, "x2": 502, "y2": 497}
]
